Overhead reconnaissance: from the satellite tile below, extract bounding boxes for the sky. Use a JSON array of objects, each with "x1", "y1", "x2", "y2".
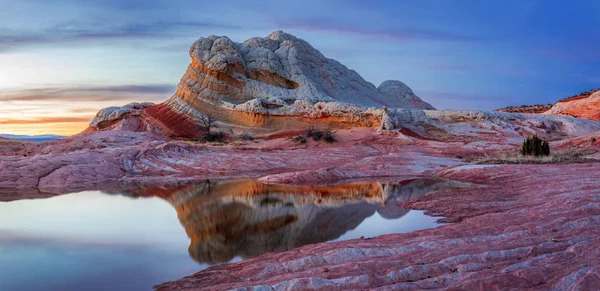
[{"x1": 1, "y1": 0, "x2": 600, "y2": 135}]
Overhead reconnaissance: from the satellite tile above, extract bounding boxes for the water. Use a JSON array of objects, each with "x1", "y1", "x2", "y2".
[{"x1": 0, "y1": 178, "x2": 467, "y2": 291}]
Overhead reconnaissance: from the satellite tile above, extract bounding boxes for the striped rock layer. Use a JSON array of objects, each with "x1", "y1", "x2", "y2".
[{"x1": 90, "y1": 31, "x2": 434, "y2": 136}]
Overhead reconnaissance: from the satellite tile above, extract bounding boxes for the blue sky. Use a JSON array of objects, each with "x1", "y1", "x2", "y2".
[{"x1": 1, "y1": 0, "x2": 600, "y2": 134}]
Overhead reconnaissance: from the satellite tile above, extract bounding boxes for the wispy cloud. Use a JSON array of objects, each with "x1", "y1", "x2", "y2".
[
  {"x1": 0, "y1": 117, "x2": 91, "y2": 125},
  {"x1": 0, "y1": 21, "x2": 244, "y2": 52},
  {"x1": 0, "y1": 84, "x2": 175, "y2": 102}
]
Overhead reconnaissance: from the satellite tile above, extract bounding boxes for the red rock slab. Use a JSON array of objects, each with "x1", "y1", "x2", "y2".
[{"x1": 155, "y1": 163, "x2": 600, "y2": 291}]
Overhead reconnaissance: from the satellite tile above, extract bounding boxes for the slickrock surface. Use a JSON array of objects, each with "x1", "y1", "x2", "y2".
[
  {"x1": 0, "y1": 128, "x2": 465, "y2": 200},
  {"x1": 546, "y1": 90, "x2": 600, "y2": 121},
  {"x1": 155, "y1": 164, "x2": 600, "y2": 291}
]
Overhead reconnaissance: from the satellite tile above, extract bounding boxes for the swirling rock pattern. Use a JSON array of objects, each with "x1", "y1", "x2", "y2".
[
  {"x1": 87, "y1": 31, "x2": 433, "y2": 135},
  {"x1": 156, "y1": 164, "x2": 600, "y2": 291}
]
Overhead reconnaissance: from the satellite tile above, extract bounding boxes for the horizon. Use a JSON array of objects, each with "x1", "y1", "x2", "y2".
[{"x1": 2, "y1": 0, "x2": 600, "y2": 135}]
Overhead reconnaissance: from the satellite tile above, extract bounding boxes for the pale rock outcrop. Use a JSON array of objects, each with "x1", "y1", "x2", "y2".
[
  {"x1": 90, "y1": 102, "x2": 155, "y2": 128},
  {"x1": 378, "y1": 80, "x2": 434, "y2": 110},
  {"x1": 380, "y1": 108, "x2": 600, "y2": 142}
]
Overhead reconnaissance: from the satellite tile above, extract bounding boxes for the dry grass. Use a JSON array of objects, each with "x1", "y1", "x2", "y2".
[{"x1": 469, "y1": 149, "x2": 599, "y2": 165}]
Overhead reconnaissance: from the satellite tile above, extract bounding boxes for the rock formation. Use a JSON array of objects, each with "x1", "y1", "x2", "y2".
[
  {"x1": 494, "y1": 88, "x2": 600, "y2": 120},
  {"x1": 88, "y1": 31, "x2": 434, "y2": 136},
  {"x1": 545, "y1": 90, "x2": 600, "y2": 121},
  {"x1": 378, "y1": 80, "x2": 434, "y2": 110}
]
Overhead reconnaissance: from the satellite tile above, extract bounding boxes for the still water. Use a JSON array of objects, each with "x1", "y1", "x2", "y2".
[{"x1": 0, "y1": 178, "x2": 467, "y2": 291}]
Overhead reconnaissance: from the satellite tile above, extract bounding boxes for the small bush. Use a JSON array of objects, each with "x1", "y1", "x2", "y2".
[
  {"x1": 521, "y1": 135, "x2": 550, "y2": 157},
  {"x1": 201, "y1": 132, "x2": 225, "y2": 143},
  {"x1": 291, "y1": 134, "x2": 307, "y2": 144},
  {"x1": 306, "y1": 127, "x2": 337, "y2": 142},
  {"x1": 237, "y1": 133, "x2": 255, "y2": 141},
  {"x1": 591, "y1": 137, "x2": 597, "y2": 144},
  {"x1": 322, "y1": 130, "x2": 336, "y2": 143},
  {"x1": 306, "y1": 126, "x2": 323, "y2": 141}
]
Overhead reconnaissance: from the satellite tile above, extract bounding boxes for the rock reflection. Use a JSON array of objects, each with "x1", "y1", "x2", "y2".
[{"x1": 112, "y1": 178, "x2": 471, "y2": 264}]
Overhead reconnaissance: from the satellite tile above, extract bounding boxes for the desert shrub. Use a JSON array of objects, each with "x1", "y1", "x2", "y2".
[
  {"x1": 237, "y1": 133, "x2": 255, "y2": 141},
  {"x1": 306, "y1": 127, "x2": 337, "y2": 142},
  {"x1": 201, "y1": 132, "x2": 225, "y2": 143},
  {"x1": 521, "y1": 135, "x2": 550, "y2": 156},
  {"x1": 591, "y1": 137, "x2": 597, "y2": 144},
  {"x1": 306, "y1": 126, "x2": 324, "y2": 141},
  {"x1": 322, "y1": 130, "x2": 336, "y2": 143},
  {"x1": 291, "y1": 134, "x2": 307, "y2": 144}
]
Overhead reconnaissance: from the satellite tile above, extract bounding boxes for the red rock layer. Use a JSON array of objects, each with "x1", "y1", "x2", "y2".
[
  {"x1": 546, "y1": 93, "x2": 600, "y2": 121},
  {"x1": 144, "y1": 103, "x2": 200, "y2": 138}
]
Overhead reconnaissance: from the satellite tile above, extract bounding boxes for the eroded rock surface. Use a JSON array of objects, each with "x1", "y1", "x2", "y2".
[{"x1": 155, "y1": 164, "x2": 600, "y2": 291}]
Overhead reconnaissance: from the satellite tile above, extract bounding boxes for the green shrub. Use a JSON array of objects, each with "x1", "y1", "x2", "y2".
[{"x1": 521, "y1": 135, "x2": 550, "y2": 156}]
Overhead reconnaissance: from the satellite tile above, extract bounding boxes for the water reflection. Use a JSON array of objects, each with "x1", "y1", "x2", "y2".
[{"x1": 112, "y1": 178, "x2": 471, "y2": 264}]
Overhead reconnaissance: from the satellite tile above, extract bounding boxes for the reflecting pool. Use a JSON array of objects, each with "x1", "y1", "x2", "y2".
[{"x1": 0, "y1": 178, "x2": 469, "y2": 291}]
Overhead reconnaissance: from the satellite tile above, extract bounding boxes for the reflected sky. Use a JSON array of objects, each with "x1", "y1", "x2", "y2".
[{"x1": 0, "y1": 178, "x2": 465, "y2": 291}]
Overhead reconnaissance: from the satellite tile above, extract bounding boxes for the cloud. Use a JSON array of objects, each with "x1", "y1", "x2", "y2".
[
  {"x1": 0, "y1": 84, "x2": 175, "y2": 102},
  {"x1": 0, "y1": 117, "x2": 91, "y2": 125},
  {"x1": 0, "y1": 20, "x2": 244, "y2": 52}
]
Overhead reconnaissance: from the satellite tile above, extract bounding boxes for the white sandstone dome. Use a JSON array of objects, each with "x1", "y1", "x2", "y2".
[{"x1": 378, "y1": 80, "x2": 435, "y2": 110}]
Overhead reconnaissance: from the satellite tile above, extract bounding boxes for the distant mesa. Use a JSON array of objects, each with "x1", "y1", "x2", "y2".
[
  {"x1": 87, "y1": 31, "x2": 434, "y2": 137},
  {"x1": 544, "y1": 89, "x2": 600, "y2": 121},
  {"x1": 495, "y1": 88, "x2": 600, "y2": 121},
  {"x1": 0, "y1": 134, "x2": 65, "y2": 142},
  {"x1": 494, "y1": 104, "x2": 553, "y2": 114}
]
